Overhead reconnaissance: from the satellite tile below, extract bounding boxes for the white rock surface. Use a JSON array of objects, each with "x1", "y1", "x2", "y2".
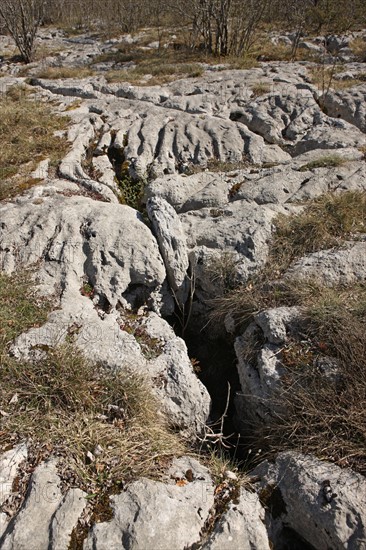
[
  {"x1": 147, "y1": 197, "x2": 189, "y2": 299},
  {"x1": 285, "y1": 241, "x2": 366, "y2": 285},
  {"x1": 0, "y1": 445, "x2": 28, "y2": 538},
  {"x1": 1, "y1": 461, "x2": 64, "y2": 550}
]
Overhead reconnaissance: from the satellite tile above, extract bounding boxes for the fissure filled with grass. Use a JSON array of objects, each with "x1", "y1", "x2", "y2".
[
  {"x1": 0, "y1": 86, "x2": 70, "y2": 201},
  {"x1": 210, "y1": 190, "x2": 366, "y2": 473}
]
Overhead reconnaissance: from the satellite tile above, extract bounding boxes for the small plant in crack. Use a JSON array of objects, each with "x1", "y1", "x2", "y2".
[
  {"x1": 190, "y1": 357, "x2": 202, "y2": 375},
  {"x1": 119, "y1": 313, "x2": 163, "y2": 359},
  {"x1": 81, "y1": 282, "x2": 94, "y2": 299},
  {"x1": 116, "y1": 173, "x2": 147, "y2": 211},
  {"x1": 228, "y1": 181, "x2": 244, "y2": 200}
]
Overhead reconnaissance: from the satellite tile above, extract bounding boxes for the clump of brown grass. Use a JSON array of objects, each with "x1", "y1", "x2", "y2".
[
  {"x1": 251, "y1": 81, "x2": 271, "y2": 97},
  {"x1": 350, "y1": 37, "x2": 366, "y2": 61},
  {"x1": 0, "y1": 86, "x2": 70, "y2": 200},
  {"x1": 0, "y1": 271, "x2": 182, "y2": 494}
]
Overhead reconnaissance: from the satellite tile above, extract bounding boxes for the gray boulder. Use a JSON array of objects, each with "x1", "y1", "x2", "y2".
[
  {"x1": 254, "y1": 452, "x2": 366, "y2": 550},
  {"x1": 285, "y1": 241, "x2": 366, "y2": 286}
]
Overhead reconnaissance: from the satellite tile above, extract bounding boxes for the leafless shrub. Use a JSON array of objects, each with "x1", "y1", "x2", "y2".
[{"x1": 0, "y1": 0, "x2": 45, "y2": 63}]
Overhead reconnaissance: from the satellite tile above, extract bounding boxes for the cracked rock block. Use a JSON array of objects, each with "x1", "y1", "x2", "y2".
[
  {"x1": 84, "y1": 457, "x2": 215, "y2": 550},
  {"x1": 201, "y1": 488, "x2": 271, "y2": 550},
  {"x1": 0, "y1": 460, "x2": 87, "y2": 550},
  {"x1": 254, "y1": 452, "x2": 366, "y2": 550},
  {"x1": 147, "y1": 197, "x2": 190, "y2": 302}
]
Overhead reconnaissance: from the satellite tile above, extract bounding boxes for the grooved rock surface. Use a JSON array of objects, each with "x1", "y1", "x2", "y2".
[{"x1": 1, "y1": 29, "x2": 366, "y2": 549}]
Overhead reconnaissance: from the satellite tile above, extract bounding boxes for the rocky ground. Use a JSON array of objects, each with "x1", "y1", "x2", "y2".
[{"x1": 0, "y1": 27, "x2": 366, "y2": 549}]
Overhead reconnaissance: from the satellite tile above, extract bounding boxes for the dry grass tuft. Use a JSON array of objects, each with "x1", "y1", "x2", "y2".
[
  {"x1": 33, "y1": 66, "x2": 95, "y2": 79},
  {"x1": 349, "y1": 37, "x2": 366, "y2": 61},
  {"x1": 0, "y1": 86, "x2": 70, "y2": 201},
  {"x1": 251, "y1": 81, "x2": 271, "y2": 97},
  {"x1": 0, "y1": 271, "x2": 182, "y2": 494},
  {"x1": 270, "y1": 191, "x2": 366, "y2": 274},
  {"x1": 298, "y1": 154, "x2": 348, "y2": 171}
]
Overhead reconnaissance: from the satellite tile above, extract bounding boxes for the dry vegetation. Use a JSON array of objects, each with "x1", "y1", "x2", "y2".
[
  {"x1": 0, "y1": 270, "x2": 182, "y2": 494},
  {"x1": 262, "y1": 284, "x2": 366, "y2": 475},
  {"x1": 32, "y1": 66, "x2": 95, "y2": 79},
  {"x1": 0, "y1": 86, "x2": 69, "y2": 201},
  {"x1": 350, "y1": 36, "x2": 366, "y2": 60},
  {"x1": 92, "y1": 46, "x2": 205, "y2": 85},
  {"x1": 298, "y1": 154, "x2": 348, "y2": 171},
  {"x1": 309, "y1": 64, "x2": 366, "y2": 93},
  {"x1": 270, "y1": 191, "x2": 366, "y2": 274},
  {"x1": 210, "y1": 190, "x2": 366, "y2": 473}
]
